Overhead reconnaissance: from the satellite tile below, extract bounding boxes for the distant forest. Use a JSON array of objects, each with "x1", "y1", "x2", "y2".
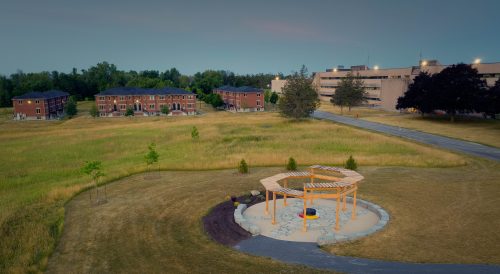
[{"x1": 0, "y1": 62, "x2": 287, "y2": 107}]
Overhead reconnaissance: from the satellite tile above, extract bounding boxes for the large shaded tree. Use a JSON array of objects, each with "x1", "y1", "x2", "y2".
[
  {"x1": 278, "y1": 66, "x2": 319, "y2": 119},
  {"x1": 330, "y1": 72, "x2": 366, "y2": 114},
  {"x1": 396, "y1": 72, "x2": 436, "y2": 116},
  {"x1": 433, "y1": 64, "x2": 485, "y2": 122},
  {"x1": 476, "y1": 79, "x2": 500, "y2": 119}
]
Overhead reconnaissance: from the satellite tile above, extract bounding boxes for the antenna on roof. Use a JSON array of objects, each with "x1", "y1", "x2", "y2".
[{"x1": 367, "y1": 50, "x2": 370, "y2": 68}]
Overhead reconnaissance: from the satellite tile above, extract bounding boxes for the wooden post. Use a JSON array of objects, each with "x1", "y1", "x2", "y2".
[
  {"x1": 342, "y1": 193, "x2": 347, "y2": 211},
  {"x1": 265, "y1": 190, "x2": 269, "y2": 215},
  {"x1": 352, "y1": 189, "x2": 357, "y2": 220},
  {"x1": 283, "y1": 179, "x2": 288, "y2": 206},
  {"x1": 303, "y1": 197, "x2": 307, "y2": 232},
  {"x1": 272, "y1": 192, "x2": 276, "y2": 225},
  {"x1": 309, "y1": 175, "x2": 314, "y2": 205},
  {"x1": 335, "y1": 192, "x2": 340, "y2": 231}
]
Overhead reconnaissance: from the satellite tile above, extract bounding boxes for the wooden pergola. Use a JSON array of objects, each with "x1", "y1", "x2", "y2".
[{"x1": 260, "y1": 165, "x2": 364, "y2": 232}]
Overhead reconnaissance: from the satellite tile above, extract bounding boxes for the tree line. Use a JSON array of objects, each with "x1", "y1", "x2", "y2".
[
  {"x1": 0, "y1": 61, "x2": 283, "y2": 107},
  {"x1": 397, "y1": 64, "x2": 500, "y2": 121}
]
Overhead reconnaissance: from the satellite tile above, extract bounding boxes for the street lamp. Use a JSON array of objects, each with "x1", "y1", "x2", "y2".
[
  {"x1": 374, "y1": 65, "x2": 379, "y2": 70},
  {"x1": 421, "y1": 60, "x2": 428, "y2": 67},
  {"x1": 275, "y1": 76, "x2": 279, "y2": 80},
  {"x1": 474, "y1": 58, "x2": 481, "y2": 64},
  {"x1": 333, "y1": 68, "x2": 337, "y2": 72}
]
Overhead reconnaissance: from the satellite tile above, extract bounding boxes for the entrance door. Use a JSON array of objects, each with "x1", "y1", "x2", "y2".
[{"x1": 113, "y1": 104, "x2": 117, "y2": 111}]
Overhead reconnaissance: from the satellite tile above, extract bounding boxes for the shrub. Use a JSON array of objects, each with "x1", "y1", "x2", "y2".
[
  {"x1": 191, "y1": 126, "x2": 199, "y2": 140},
  {"x1": 161, "y1": 105, "x2": 169, "y2": 115},
  {"x1": 286, "y1": 157, "x2": 297, "y2": 171},
  {"x1": 125, "y1": 107, "x2": 134, "y2": 116},
  {"x1": 345, "y1": 155, "x2": 357, "y2": 170},
  {"x1": 64, "y1": 96, "x2": 78, "y2": 118},
  {"x1": 238, "y1": 159, "x2": 248, "y2": 174},
  {"x1": 89, "y1": 104, "x2": 99, "y2": 118}
]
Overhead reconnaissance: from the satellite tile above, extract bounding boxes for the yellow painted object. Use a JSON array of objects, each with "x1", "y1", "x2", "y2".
[
  {"x1": 299, "y1": 213, "x2": 319, "y2": 220},
  {"x1": 260, "y1": 166, "x2": 364, "y2": 233}
]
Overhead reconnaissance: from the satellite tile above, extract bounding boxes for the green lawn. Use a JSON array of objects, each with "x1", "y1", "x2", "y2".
[
  {"x1": 319, "y1": 103, "x2": 500, "y2": 148},
  {"x1": 0, "y1": 102, "x2": 472, "y2": 272}
]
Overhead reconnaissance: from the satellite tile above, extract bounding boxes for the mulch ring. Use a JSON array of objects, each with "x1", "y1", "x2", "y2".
[{"x1": 203, "y1": 194, "x2": 266, "y2": 246}]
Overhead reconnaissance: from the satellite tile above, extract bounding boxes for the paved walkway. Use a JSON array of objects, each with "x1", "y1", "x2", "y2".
[
  {"x1": 312, "y1": 110, "x2": 500, "y2": 162},
  {"x1": 235, "y1": 236, "x2": 500, "y2": 274}
]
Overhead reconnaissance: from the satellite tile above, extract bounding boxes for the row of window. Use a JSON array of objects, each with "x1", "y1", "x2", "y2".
[
  {"x1": 98, "y1": 95, "x2": 194, "y2": 101},
  {"x1": 320, "y1": 86, "x2": 381, "y2": 90},
  {"x1": 217, "y1": 91, "x2": 262, "y2": 97},
  {"x1": 321, "y1": 76, "x2": 390, "y2": 80},
  {"x1": 17, "y1": 100, "x2": 41, "y2": 105},
  {"x1": 99, "y1": 103, "x2": 194, "y2": 111}
]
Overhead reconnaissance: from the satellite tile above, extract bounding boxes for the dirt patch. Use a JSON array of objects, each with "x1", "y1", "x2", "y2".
[{"x1": 203, "y1": 195, "x2": 265, "y2": 246}]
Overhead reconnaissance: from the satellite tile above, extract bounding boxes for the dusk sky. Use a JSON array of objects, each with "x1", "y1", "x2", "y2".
[{"x1": 1, "y1": 0, "x2": 499, "y2": 75}]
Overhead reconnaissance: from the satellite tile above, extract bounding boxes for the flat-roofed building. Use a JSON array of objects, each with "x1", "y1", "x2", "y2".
[
  {"x1": 271, "y1": 79, "x2": 287, "y2": 94},
  {"x1": 95, "y1": 87, "x2": 196, "y2": 117},
  {"x1": 213, "y1": 86, "x2": 264, "y2": 112},
  {"x1": 311, "y1": 61, "x2": 500, "y2": 111},
  {"x1": 12, "y1": 90, "x2": 69, "y2": 120}
]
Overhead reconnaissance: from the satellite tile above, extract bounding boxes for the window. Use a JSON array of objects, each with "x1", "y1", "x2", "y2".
[
  {"x1": 18, "y1": 100, "x2": 22, "y2": 104},
  {"x1": 120, "y1": 96, "x2": 125, "y2": 101},
  {"x1": 99, "y1": 96, "x2": 105, "y2": 101},
  {"x1": 120, "y1": 104, "x2": 126, "y2": 110},
  {"x1": 35, "y1": 100, "x2": 40, "y2": 104},
  {"x1": 150, "y1": 95, "x2": 155, "y2": 100},
  {"x1": 182, "y1": 96, "x2": 185, "y2": 99},
  {"x1": 36, "y1": 108, "x2": 41, "y2": 114},
  {"x1": 99, "y1": 105, "x2": 105, "y2": 110},
  {"x1": 257, "y1": 93, "x2": 261, "y2": 97},
  {"x1": 149, "y1": 104, "x2": 155, "y2": 109},
  {"x1": 257, "y1": 100, "x2": 261, "y2": 106},
  {"x1": 159, "y1": 96, "x2": 165, "y2": 100}
]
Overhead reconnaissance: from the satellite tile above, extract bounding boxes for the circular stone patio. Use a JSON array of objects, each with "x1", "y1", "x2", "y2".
[{"x1": 242, "y1": 197, "x2": 387, "y2": 244}]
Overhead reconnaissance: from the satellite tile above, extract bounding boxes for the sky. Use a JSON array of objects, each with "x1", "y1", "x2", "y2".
[{"x1": 1, "y1": 0, "x2": 499, "y2": 76}]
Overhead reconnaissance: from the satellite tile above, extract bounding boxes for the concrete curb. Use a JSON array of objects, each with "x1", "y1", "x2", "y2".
[{"x1": 234, "y1": 204, "x2": 261, "y2": 236}]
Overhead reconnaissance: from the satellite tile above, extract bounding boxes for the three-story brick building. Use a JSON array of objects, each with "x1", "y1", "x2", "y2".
[
  {"x1": 12, "y1": 90, "x2": 69, "y2": 120},
  {"x1": 213, "y1": 86, "x2": 264, "y2": 112},
  {"x1": 95, "y1": 87, "x2": 196, "y2": 117}
]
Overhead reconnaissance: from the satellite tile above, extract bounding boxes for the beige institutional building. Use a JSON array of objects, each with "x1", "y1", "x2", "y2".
[{"x1": 272, "y1": 61, "x2": 500, "y2": 111}]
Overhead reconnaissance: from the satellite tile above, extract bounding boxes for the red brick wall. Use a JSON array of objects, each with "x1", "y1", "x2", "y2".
[
  {"x1": 95, "y1": 94, "x2": 196, "y2": 116},
  {"x1": 213, "y1": 89, "x2": 264, "y2": 110}
]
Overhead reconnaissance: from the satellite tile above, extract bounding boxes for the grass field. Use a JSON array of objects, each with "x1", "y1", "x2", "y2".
[
  {"x1": 46, "y1": 169, "x2": 330, "y2": 273},
  {"x1": 0, "y1": 101, "x2": 478, "y2": 273},
  {"x1": 318, "y1": 103, "x2": 500, "y2": 148},
  {"x1": 46, "y1": 161, "x2": 500, "y2": 273}
]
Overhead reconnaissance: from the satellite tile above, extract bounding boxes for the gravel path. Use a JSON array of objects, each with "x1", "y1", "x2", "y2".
[{"x1": 312, "y1": 110, "x2": 500, "y2": 161}]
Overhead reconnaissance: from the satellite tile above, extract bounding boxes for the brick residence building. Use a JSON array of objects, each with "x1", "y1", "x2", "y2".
[
  {"x1": 95, "y1": 87, "x2": 196, "y2": 117},
  {"x1": 213, "y1": 86, "x2": 264, "y2": 112},
  {"x1": 12, "y1": 90, "x2": 69, "y2": 120}
]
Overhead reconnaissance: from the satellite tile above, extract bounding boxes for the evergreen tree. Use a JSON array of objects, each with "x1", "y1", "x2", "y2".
[
  {"x1": 278, "y1": 66, "x2": 319, "y2": 119},
  {"x1": 331, "y1": 72, "x2": 366, "y2": 114},
  {"x1": 89, "y1": 104, "x2": 99, "y2": 118},
  {"x1": 270, "y1": 92, "x2": 279, "y2": 104}
]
